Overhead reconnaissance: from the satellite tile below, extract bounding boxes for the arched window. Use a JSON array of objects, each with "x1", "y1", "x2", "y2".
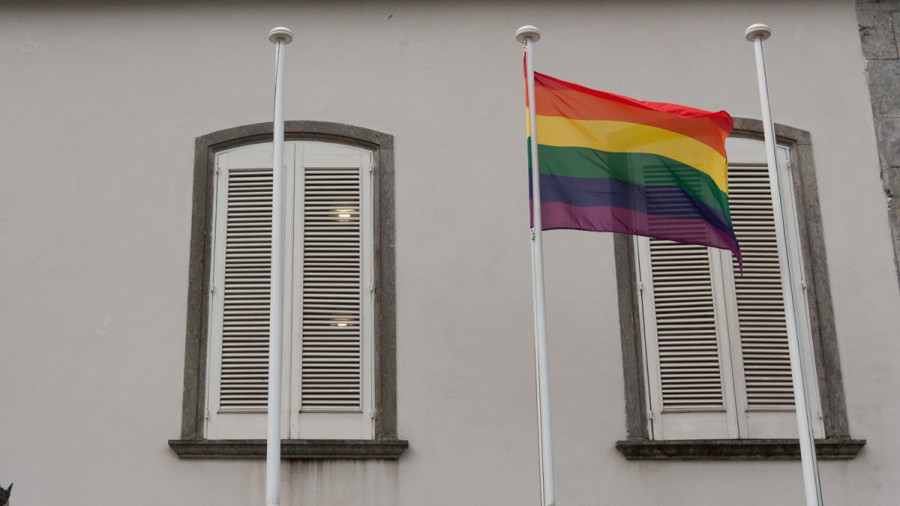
[
  {"x1": 171, "y1": 122, "x2": 405, "y2": 459},
  {"x1": 615, "y1": 119, "x2": 862, "y2": 459}
]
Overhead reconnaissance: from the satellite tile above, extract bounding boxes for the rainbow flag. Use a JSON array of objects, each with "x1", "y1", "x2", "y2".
[{"x1": 527, "y1": 71, "x2": 740, "y2": 263}]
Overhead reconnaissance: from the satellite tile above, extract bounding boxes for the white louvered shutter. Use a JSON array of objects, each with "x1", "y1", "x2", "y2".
[
  {"x1": 650, "y1": 242, "x2": 722, "y2": 410},
  {"x1": 301, "y1": 165, "x2": 363, "y2": 410},
  {"x1": 206, "y1": 141, "x2": 373, "y2": 440},
  {"x1": 722, "y1": 140, "x2": 823, "y2": 439},
  {"x1": 638, "y1": 137, "x2": 823, "y2": 440},
  {"x1": 219, "y1": 167, "x2": 272, "y2": 410},
  {"x1": 638, "y1": 238, "x2": 739, "y2": 439},
  {"x1": 289, "y1": 142, "x2": 374, "y2": 440},
  {"x1": 206, "y1": 142, "x2": 292, "y2": 439}
]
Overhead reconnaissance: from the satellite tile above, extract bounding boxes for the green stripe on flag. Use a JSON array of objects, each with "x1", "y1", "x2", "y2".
[{"x1": 530, "y1": 142, "x2": 732, "y2": 223}]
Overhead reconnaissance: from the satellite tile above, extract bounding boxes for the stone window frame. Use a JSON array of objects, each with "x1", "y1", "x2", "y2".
[
  {"x1": 614, "y1": 118, "x2": 865, "y2": 460},
  {"x1": 169, "y1": 121, "x2": 406, "y2": 459}
]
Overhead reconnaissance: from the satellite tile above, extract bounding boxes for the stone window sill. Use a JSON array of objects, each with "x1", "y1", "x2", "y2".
[
  {"x1": 615, "y1": 438, "x2": 865, "y2": 460},
  {"x1": 168, "y1": 439, "x2": 408, "y2": 460}
]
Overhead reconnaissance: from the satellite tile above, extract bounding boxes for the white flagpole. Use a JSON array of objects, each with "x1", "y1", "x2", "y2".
[
  {"x1": 266, "y1": 26, "x2": 293, "y2": 506},
  {"x1": 745, "y1": 23, "x2": 824, "y2": 506},
  {"x1": 516, "y1": 25, "x2": 556, "y2": 506}
]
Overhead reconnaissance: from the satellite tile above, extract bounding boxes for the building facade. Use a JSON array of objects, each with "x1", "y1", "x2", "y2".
[{"x1": 1, "y1": 1, "x2": 897, "y2": 504}]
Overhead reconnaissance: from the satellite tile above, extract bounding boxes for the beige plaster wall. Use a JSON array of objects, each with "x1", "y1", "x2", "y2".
[{"x1": 0, "y1": 1, "x2": 896, "y2": 505}]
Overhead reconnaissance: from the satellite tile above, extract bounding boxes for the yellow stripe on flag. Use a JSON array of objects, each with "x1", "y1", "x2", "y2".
[{"x1": 531, "y1": 113, "x2": 729, "y2": 193}]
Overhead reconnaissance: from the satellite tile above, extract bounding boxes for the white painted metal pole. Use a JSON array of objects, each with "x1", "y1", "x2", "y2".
[
  {"x1": 745, "y1": 23, "x2": 824, "y2": 506},
  {"x1": 516, "y1": 25, "x2": 556, "y2": 506},
  {"x1": 266, "y1": 26, "x2": 293, "y2": 506}
]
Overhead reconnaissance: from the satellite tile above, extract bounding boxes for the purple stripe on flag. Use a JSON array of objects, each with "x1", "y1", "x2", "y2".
[
  {"x1": 536, "y1": 201, "x2": 742, "y2": 263},
  {"x1": 538, "y1": 173, "x2": 733, "y2": 238}
]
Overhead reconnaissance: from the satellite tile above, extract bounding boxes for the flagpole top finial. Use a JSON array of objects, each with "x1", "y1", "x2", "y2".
[
  {"x1": 516, "y1": 25, "x2": 541, "y2": 44},
  {"x1": 745, "y1": 23, "x2": 771, "y2": 42},
  {"x1": 269, "y1": 27, "x2": 294, "y2": 44}
]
